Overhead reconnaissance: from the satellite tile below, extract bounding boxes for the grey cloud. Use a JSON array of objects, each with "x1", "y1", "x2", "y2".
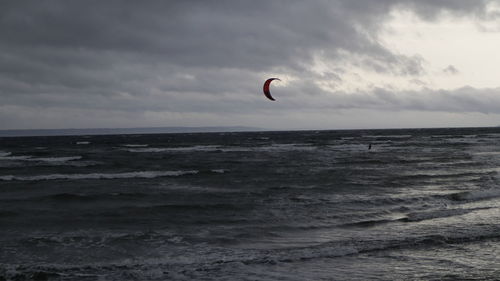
[
  {"x1": 395, "y1": 0, "x2": 492, "y2": 20},
  {"x1": 0, "y1": 0, "x2": 449, "y2": 73},
  {"x1": 443, "y1": 65, "x2": 459, "y2": 75},
  {"x1": 0, "y1": 0, "x2": 497, "y2": 129},
  {"x1": 316, "y1": 86, "x2": 500, "y2": 114}
]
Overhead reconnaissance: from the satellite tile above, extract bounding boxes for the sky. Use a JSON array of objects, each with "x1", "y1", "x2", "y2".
[{"x1": 2, "y1": 0, "x2": 500, "y2": 130}]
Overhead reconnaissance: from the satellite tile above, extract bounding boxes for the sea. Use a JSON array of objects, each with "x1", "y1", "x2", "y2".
[{"x1": 2, "y1": 127, "x2": 500, "y2": 280}]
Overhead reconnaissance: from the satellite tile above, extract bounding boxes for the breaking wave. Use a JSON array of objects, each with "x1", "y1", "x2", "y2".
[
  {"x1": 122, "y1": 144, "x2": 149, "y2": 147},
  {"x1": 0, "y1": 170, "x2": 199, "y2": 181},
  {"x1": 125, "y1": 144, "x2": 315, "y2": 153},
  {"x1": 126, "y1": 145, "x2": 219, "y2": 153},
  {"x1": 402, "y1": 208, "x2": 483, "y2": 222},
  {"x1": 449, "y1": 188, "x2": 500, "y2": 201},
  {"x1": 0, "y1": 155, "x2": 82, "y2": 162}
]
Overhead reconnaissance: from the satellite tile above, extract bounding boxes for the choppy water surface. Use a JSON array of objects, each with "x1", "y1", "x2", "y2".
[{"x1": 2, "y1": 127, "x2": 500, "y2": 280}]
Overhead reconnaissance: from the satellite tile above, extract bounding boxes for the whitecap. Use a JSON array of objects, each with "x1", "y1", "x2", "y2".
[
  {"x1": 211, "y1": 169, "x2": 227, "y2": 174},
  {"x1": 362, "y1": 135, "x2": 412, "y2": 138},
  {"x1": 122, "y1": 144, "x2": 149, "y2": 147},
  {"x1": 0, "y1": 170, "x2": 199, "y2": 181},
  {"x1": 0, "y1": 155, "x2": 32, "y2": 160},
  {"x1": 30, "y1": 156, "x2": 82, "y2": 162},
  {"x1": 0, "y1": 155, "x2": 82, "y2": 162},
  {"x1": 126, "y1": 145, "x2": 219, "y2": 153},
  {"x1": 126, "y1": 148, "x2": 170, "y2": 153},
  {"x1": 256, "y1": 143, "x2": 315, "y2": 152}
]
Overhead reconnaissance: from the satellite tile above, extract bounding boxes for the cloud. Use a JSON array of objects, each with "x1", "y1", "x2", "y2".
[
  {"x1": 0, "y1": 0, "x2": 497, "y2": 129},
  {"x1": 270, "y1": 83, "x2": 500, "y2": 114},
  {"x1": 443, "y1": 65, "x2": 460, "y2": 75}
]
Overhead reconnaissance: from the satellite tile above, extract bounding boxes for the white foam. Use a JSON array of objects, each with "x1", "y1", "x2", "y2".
[
  {"x1": 30, "y1": 156, "x2": 82, "y2": 162},
  {"x1": 256, "y1": 143, "x2": 315, "y2": 152},
  {"x1": 205, "y1": 144, "x2": 313, "y2": 153},
  {"x1": 473, "y1": 151, "x2": 500, "y2": 156},
  {"x1": 443, "y1": 138, "x2": 482, "y2": 144},
  {"x1": 126, "y1": 144, "x2": 316, "y2": 153},
  {"x1": 126, "y1": 148, "x2": 171, "y2": 153},
  {"x1": 0, "y1": 155, "x2": 32, "y2": 160},
  {"x1": 122, "y1": 144, "x2": 149, "y2": 147},
  {"x1": 363, "y1": 135, "x2": 412, "y2": 138},
  {"x1": 0, "y1": 170, "x2": 198, "y2": 181},
  {"x1": 126, "y1": 145, "x2": 219, "y2": 153},
  {"x1": 327, "y1": 144, "x2": 369, "y2": 151},
  {"x1": 211, "y1": 169, "x2": 227, "y2": 174},
  {"x1": 0, "y1": 155, "x2": 82, "y2": 162}
]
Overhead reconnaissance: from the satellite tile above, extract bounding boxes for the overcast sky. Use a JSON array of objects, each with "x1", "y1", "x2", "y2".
[{"x1": 2, "y1": 0, "x2": 500, "y2": 130}]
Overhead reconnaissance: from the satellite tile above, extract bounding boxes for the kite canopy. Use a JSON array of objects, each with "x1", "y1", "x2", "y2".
[{"x1": 263, "y1": 78, "x2": 280, "y2": 101}]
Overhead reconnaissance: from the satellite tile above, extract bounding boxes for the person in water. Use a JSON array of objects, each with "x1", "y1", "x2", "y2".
[{"x1": 368, "y1": 143, "x2": 372, "y2": 150}]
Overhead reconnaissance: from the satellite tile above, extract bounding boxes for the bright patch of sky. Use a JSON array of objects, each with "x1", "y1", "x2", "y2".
[{"x1": 380, "y1": 5, "x2": 500, "y2": 90}]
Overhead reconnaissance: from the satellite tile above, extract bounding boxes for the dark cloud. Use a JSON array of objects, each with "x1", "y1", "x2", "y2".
[{"x1": 0, "y1": 0, "x2": 496, "y2": 129}]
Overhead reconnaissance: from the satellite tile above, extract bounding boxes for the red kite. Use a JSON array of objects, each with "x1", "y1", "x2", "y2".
[{"x1": 263, "y1": 78, "x2": 280, "y2": 101}]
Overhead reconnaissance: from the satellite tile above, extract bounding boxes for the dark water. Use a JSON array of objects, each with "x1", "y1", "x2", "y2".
[{"x1": 2, "y1": 128, "x2": 500, "y2": 280}]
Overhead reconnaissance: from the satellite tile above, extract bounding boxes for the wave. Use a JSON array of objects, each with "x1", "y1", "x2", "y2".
[
  {"x1": 31, "y1": 192, "x2": 150, "y2": 203},
  {"x1": 125, "y1": 144, "x2": 316, "y2": 153},
  {"x1": 258, "y1": 143, "x2": 316, "y2": 152},
  {"x1": 473, "y1": 151, "x2": 500, "y2": 156},
  {"x1": 0, "y1": 155, "x2": 82, "y2": 163},
  {"x1": 238, "y1": 228, "x2": 500, "y2": 266},
  {"x1": 122, "y1": 144, "x2": 149, "y2": 147},
  {"x1": 31, "y1": 156, "x2": 82, "y2": 162},
  {"x1": 5, "y1": 226, "x2": 500, "y2": 281},
  {"x1": 327, "y1": 144, "x2": 372, "y2": 151},
  {"x1": 397, "y1": 170, "x2": 493, "y2": 180},
  {"x1": 125, "y1": 147, "x2": 169, "y2": 152},
  {"x1": 0, "y1": 170, "x2": 199, "y2": 181},
  {"x1": 449, "y1": 189, "x2": 500, "y2": 201},
  {"x1": 126, "y1": 145, "x2": 220, "y2": 153},
  {"x1": 0, "y1": 151, "x2": 11, "y2": 157},
  {"x1": 121, "y1": 203, "x2": 247, "y2": 214},
  {"x1": 76, "y1": 141, "x2": 90, "y2": 145},
  {"x1": 362, "y1": 134, "x2": 412, "y2": 138},
  {"x1": 0, "y1": 155, "x2": 31, "y2": 160},
  {"x1": 211, "y1": 169, "x2": 227, "y2": 174},
  {"x1": 402, "y1": 208, "x2": 484, "y2": 222},
  {"x1": 341, "y1": 218, "x2": 397, "y2": 228}
]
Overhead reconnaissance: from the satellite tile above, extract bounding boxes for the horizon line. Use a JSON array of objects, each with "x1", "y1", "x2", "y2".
[{"x1": 1, "y1": 125, "x2": 499, "y2": 138}]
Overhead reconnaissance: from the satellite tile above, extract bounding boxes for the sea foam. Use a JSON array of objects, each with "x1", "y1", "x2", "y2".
[
  {"x1": 0, "y1": 155, "x2": 82, "y2": 162},
  {"x1": 122, "y1": 144, "x2": 149, "y2": 147},
  {"x1": 126, "y1": 145, "x2": 219, "y2": 153},
  {"x1": 0, "y1": 170, "x2": 199, "y2": 181}
]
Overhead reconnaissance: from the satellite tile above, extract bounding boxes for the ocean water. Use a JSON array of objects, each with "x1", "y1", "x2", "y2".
[{"x1": 2, "y1": 128, "x2": 500, "y2": 280}]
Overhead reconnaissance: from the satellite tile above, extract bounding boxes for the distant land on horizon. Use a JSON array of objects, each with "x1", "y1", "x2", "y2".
[
  {"x1": 0, "y1": 126, "x2": 263, "y2": 137},
  {"x1": 3, "y1": 125, "x2": 500, "y2": 138}
]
